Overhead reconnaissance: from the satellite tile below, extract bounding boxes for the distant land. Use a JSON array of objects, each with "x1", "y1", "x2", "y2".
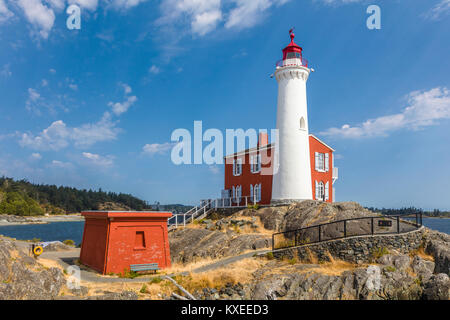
[
  {"x1": 366, "y1": 207, "x2": 450, "y2": 218},
  {"x1": 0, "y1": 176, "x2": 191, "y2": 216}
]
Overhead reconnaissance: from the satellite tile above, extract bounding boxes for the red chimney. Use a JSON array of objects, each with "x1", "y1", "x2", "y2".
[{"x1": 258, "y1": 132, "x2": 269, "y2": 147}]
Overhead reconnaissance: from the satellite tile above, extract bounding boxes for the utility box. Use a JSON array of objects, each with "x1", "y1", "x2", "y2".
[{"x1": 80, "y1": 211, "x2": 172, "y2": 274}]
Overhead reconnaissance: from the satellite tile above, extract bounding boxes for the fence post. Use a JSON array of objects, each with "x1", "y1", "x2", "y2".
[
  {"x1": 318, "y1": 225, "x2": 321, "y2": 242},
  {"x1": 294, "y1": 230, "x2": 298, "y2": 246},
  {"x1": 272, "y1": 234, "x2": 274, "y2": 251},
  {"x1": 397, "y1": 216, "x2": 400, "y2": 233},
  {"x1": 245, "y1": 196, "x2": 248, "y2": 207},
  {"x1": 371, "y1": 217, "x2": 374, "y2": 235},
  {"x1": 344, "y1": 220, "x2": 347, "y2": 238}
]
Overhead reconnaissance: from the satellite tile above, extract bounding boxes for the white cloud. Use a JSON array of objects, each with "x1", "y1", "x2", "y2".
[
  {"x1": 50, "y1": 160, "x2": 74, "y2": 168},
  {"x1": 68, "y1": 83, "x2": 78, "y2": 90},
  {"x1": 41, "y1": 79, "x2": 48, "y2": 86},
  {"x1": 142, "y1": 142, "x2": 174, "y2": 155},
  {"x1": 0, "y1": 0, "x2": 14, "y2": 23},
  {"x1": 108, "y1": 96, "x2": 137, "y2": 116},
  {"x1": 19, "y1": 112, "x2": 121, "y2": 150},
  {"x1": 110, "y1": 0, "x2": 147, "y2": 10},
  {"x1": 17, "y1": 0, "x2": 56, "y2": 39},
  {"x1": 424, "y1": 0, "x2": 450, "y2": 20},
  {"x1": 68, "y1": 0, "x2": 99, "y2": 11},
  {"x1": 121, "y1": 83, "x2": 132, "y2": 94},
  {"x1": 320, "y1": 87, "x2": 450, "y2": 139},
  {"x1": 26, "y1": 87, "x2": 43, "y2": 114},
  {"x1": 225, "y1": 0, "x2": 290, "y2": 30},
  {"x1": 108, "y1": 83, "x2": 137, "y2": 116},
  {"x1": 46, "y1": 0, "x2": 65, "y2": 10},
  {"x1": 82, "y1": 152, "x2": 114, "y2": 167},
  {"x1": 30, "y1": 152, "x2": 42, "y2": 160},
  {"x1": 157, "y1": 0, "x2": 222, "y2": 36},
  {"x1": 149, "y1": 65, "x2": 160, "y2": 74},
  {"x1": 49, "y1": 68, "x2": 56, "y2": 74},
  {"x1": 0, "y1": 64, "x2": 12, "y2": 77}
]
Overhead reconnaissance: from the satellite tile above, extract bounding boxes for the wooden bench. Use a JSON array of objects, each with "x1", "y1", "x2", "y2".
[{"x1": 130, "y1": 263, "x2": 159, "y2": 273}]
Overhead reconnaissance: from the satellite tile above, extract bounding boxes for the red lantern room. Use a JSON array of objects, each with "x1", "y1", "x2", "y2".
[{"x1": 276, "y1": 29, "x2": 308, "y2": 68}]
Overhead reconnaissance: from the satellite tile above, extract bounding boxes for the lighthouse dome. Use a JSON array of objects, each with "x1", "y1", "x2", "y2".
[{"x1": 276, "y1": 31, "x2": 308, "y2": 68}]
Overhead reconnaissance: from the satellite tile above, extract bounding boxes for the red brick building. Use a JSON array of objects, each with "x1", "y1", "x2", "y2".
[{"x1": 222, "y1": 133, "x2": 338, "y2": 205}]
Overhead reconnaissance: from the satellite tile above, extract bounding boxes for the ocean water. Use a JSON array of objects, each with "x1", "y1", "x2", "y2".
[
  {"x1": 0, "y1": 217, "x2": 448, "y2": 245},
  {"x1": 0, "y1": 221, "x2": 85, "y2": 245}
]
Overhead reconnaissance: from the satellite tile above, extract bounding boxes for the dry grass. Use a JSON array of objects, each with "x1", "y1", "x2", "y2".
[
  {"x1": 140, "y1": 258, "x2": 266, "y2": 300},
  {"x1": 183, "y1": 215, "x2": 273, "y2": 236},
  {"x1": 410, "y1": 246, "x2": 434, "y2": 262},
  {"x1": 307, "y1": 260, "x2": 359, "y2": 276}
]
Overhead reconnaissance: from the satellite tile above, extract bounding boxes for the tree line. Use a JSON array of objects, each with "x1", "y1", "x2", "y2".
[
  {"x1": 0, "y1": 176, "x2": 152, "y2": 216},
  {"x1": 366, "y1": 206, "x2": 450, "y2": 218}
]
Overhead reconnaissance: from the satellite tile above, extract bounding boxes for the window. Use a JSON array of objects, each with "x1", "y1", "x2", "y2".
[
  {"x1": 233, "y1": 158, "x2": 242, "y2": 176},
  {"x1": 286, "y1": 52, "x2": 301, "y2": 59},
  {"x1": 233, "y1": 185, "x2": 242, "y2": 203},
  {"x1": 315, "y1": 181, "x2": 324, "y2": 200},
  {"x1": 315, "y1": 181, "x2": 329, "y2": 201},
  {"x1": 134, "y1": 231, "x2": 146, "y2": 249},
  {"x1": 315, "y1": 152, "x2": 329, "y2": 172},
  {"x1": 250, "y1": 154, "x2": 261, "y2": 173},
  {"x1": 253, "y1": 183, "x2": 262, "y2": 202},
  {"x1": 299, "y1": 117, "x2": 306, "y2": 130}
]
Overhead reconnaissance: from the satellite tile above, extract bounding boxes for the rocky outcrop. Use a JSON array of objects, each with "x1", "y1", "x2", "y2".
[
  {"x1": 240, "y1": 201, "x2": 377, "y2": 233},
  {"x1": 194, "y1": 254, "x2": 448, "y2": 300},
  {"x1": 424, "y1": 230, "x2": 450, "y2": 275},
  {"x1": 273, "y1": 228, "x2": 425, "y2": 264},
  {"x1": 43, "y1": 241, "x2": 74, "y2": 252},
  {"x1": 169, "y1": 228, "x2": 270, "y2": 264},
  {"x1": 0, "y1": 237, "x2": 65, "y2": 299}
]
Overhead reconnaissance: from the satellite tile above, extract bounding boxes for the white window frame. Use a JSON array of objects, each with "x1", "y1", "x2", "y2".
[
  {"x1": 315, "y1": 181, "x2": 325, "y2": 200},
  {"x1": 250, "y1": 153, "x2": 261, "y2": 174},
  {"x1": 253, "y1": 183, "x2": 261, "y2": 202},
  {"x1": 315, "y1": 152, "x2": 329, "y2": 172},
  {"x1": 233, "y1": 158, "x2": 242, "y2": 176}
]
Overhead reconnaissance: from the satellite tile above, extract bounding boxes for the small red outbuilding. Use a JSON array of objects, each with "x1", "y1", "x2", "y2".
[{"x1": 80, "y1": 211, "x2": 172, "y2": 275}]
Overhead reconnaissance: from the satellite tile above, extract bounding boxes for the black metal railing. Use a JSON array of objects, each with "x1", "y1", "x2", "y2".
[{"x1": 272, "y1": 213, "x2": 423, "y2": 250}]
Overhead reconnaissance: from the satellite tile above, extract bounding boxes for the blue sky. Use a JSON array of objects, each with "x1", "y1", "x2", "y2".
[{"x1": 0, "y1": 0, "x2": 449, "y2": 209}]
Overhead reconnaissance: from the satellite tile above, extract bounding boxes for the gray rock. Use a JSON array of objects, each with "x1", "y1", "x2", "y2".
[
  {"x1": 411, "y1": 256, "x2": 435, "y2": 281},
  {"x1": 423, "y1": 273, "x2": 450, "y2": 300}
]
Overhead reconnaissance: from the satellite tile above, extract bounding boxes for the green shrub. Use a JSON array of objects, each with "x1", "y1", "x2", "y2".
[
  {"x1": 288, "y1": 257, "x2": 298, "y2": 265},
  {"x1": 140, "y1": 284, "x2": 148, "y2": 293},
  {"x1": 385, "y1": 265, "x2": 396, "y2": 272},
  {"x1": 266, "y1": 252, "x2": 274, "y2": 260},
  {"x1": 63, "y1": 239, "x2": 75, "y2": 246},
  {"x1": 372, "y1": 247, "x2": 390, "y2": 259},
  {"x1": 119, "y1": 269, "x2": 139, "y2": 279},
  {"x1": 149, "y1": 276, "x2": 163, "y2": 284}
]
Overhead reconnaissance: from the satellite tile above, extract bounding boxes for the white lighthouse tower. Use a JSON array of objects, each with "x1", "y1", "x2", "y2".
[{"x1": 271, "y1": 30, "x2": 313, "y2": 203}]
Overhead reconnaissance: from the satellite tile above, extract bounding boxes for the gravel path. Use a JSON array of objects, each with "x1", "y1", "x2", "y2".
[{"x1": 38, "y1": 247, "x2": 269, "y2": 283}]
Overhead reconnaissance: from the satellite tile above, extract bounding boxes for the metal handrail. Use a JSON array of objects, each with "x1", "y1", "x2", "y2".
[
  {"x1": 272, "y1": 212, "x2": 423, "y2": 251},
  {"x1": 202, "y1": 195, "x2": 260, "y2": 209},
  {"x1": 168, "y1": 200, "x2": 214, "y2": 229},
  {"x1": 275, "y1": 58, "x2": 309, "y2": 68}
]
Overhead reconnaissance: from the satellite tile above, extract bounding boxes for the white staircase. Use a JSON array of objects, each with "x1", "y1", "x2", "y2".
[{"x1": 168, "y1": 200, "x2": 214, "y2": 231}]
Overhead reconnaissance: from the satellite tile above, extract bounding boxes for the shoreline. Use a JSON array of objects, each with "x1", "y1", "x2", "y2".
[{"x1": 0, "y1": 214, "x2": 84, "y2": 226}]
